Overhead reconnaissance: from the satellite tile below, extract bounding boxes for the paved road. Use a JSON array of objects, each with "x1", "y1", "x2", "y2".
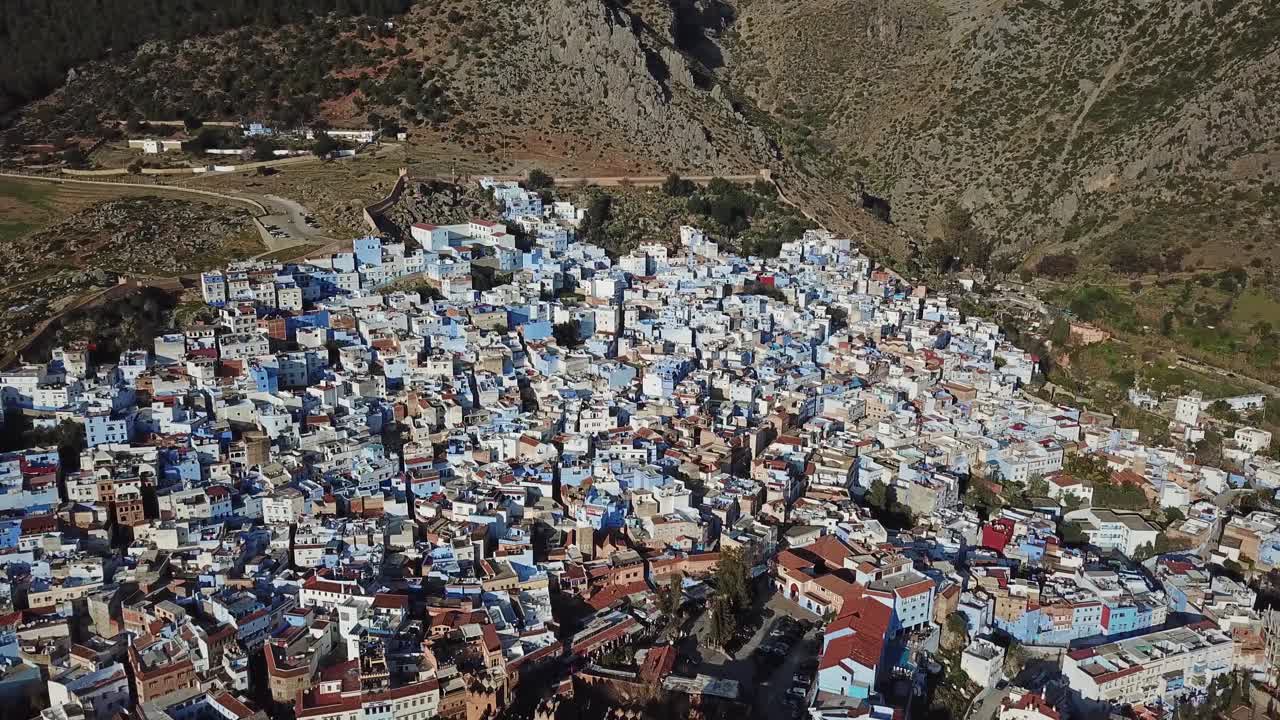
[
  {"x1": 758, "y1": 620, "x2": 821, "y2": 720},
  {"x1": 968, "y1": 686, "x2": 1010, "y2": 720},
  {"x1": 0, "y1": 171, "x2": 333, "y2": 260},
  {"x1": 247, "y1": 193, "x2": 341, "y2": 258}
]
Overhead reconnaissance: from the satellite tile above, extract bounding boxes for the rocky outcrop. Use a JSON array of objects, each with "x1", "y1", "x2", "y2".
[
  {"x1": 529, "y1": 0, "x2": 723, "y2": 166},
  {"x1": 6, "y1": 197, "x2": 253, "y2": 277}
]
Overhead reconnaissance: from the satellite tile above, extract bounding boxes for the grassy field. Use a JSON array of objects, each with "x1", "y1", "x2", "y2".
[
  {"x1": 0, "y1": 176, "x2": 269, "y2": 293},
  {"x1": 0, "y1": 178, "x2": 57, "y2": 243},
  {"x1": 1, "y1": 176, "x2": 256, "y2": 237},
  {"x1": 257, "y1": 243, "x2": 326, "y2": 263},
  {"x1": 1047, "y1": 339, "x2": 1262, "y2": 444},
  {"x1": 184, "y1": 150, "x2": 406, "y2": 239},
  {"x1": 1233, "y1": 290, "x2": 1280, "y2": 327},
  {"x1": 1046, "y1": 270, "x2": 1280, "y2": 383}
]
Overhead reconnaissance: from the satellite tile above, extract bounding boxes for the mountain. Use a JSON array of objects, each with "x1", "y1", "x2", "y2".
[
  {"x1": 0, "y1": 0, "x2": 413, "y2": 118},
  {"x1": 5, "y1": 0, "x2": 1279, "y2": 274},
  {"x1": 720, "y1": 0, "x2": 1280, "y2": 272},
  {"x1": 2, "y1": 0, "x2": 772, "y2": 170}
]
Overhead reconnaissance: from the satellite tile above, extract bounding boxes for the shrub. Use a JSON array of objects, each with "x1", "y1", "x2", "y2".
[
  {"x1": 1035, "y1": 253, "x2": 1079, "y2": 278},
  {"x1": 526, "y1": 168, "x2": 554, "y2": 191}
]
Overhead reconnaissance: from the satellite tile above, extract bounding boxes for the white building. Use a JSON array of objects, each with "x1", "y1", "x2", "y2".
[
  {"x1": 1235, "y1": 427, "x2": 1272, "y2": 454},
  {"x1": 1067, "y1": 508, "x2": 1158, "y2": 557},
  {"x1": 1174, "y1": 394, "x2": 1201, "y2": 426},
  {"x1": 219, "y1": 333, "x2": 270, "y2": 360},
  {"x1": 263, "y1": 488, "x2": 306, "y2": 525},
  {"x1": 960, "y1": 637, "x2": 1005, "y2": 688},
  {"x1": 1061, "y1": 622, "x2": 1233, "y2": 707}
]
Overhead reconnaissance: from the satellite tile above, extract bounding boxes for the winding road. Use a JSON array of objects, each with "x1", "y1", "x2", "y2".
[
  {"x1": 0, "y1": 171, "x2": 268, "y2": 214},
  {"x1": 0, "y1": 171, "x2": 338, "y2": 260}
]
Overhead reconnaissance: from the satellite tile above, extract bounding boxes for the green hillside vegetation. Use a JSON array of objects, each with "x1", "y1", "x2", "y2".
[
  {"x1": 723, "y1": 0, "x2": 1280, "y2": 272},
  {"x1": 0, "y1": 0, "x2": 412, "y2": 118},
  {"x1": 568, "y1": 176, "x2": 816, "y2": 260},
  {"x1": 1044, "y1": 265, "x2": 1280, "y2": 381}
]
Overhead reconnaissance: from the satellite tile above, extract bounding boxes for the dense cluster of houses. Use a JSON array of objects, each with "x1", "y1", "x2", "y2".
[{"x1": 0, "y1": 176, "x2": 1277, "y2": 720}]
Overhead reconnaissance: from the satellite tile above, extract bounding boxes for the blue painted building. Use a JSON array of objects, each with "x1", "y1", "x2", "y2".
[
  {"x1": 85, "y1": 412, "x2": 130, "y2": 447},
  {"x1": 354, "y1": 236, "x2": 382, "y2": 267}
]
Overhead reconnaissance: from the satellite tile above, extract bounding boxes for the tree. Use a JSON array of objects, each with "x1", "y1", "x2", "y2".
[
  {"x1": 552, "y1": 320, "x2": 582, "y2": 348},
  {"x1": 1047, "y1": 317, "x2": 1071, "y2": 347},
  {"x1": 312, "y1": 131, "x2": 339, "y2": 159},
  {"x1": 964, "y1": 482, "x2": 1003, "y2": 516},
  {"x1": 1034, "y1": 253, "x2": 1078, "y2": 279},
  {"x1": 662, "y1": 172, "x2": 695, "y2": 197},
  {"x1": 866, "y1": 478, "x2": 888, "y2": 512},
  {"x1": 1164, "y1": 507, "x2": 1185, "y2": 525},
  {"x1": 1059, "y1": 521, "x2": 1086, "y2": 545},
  {"x1": 943, "y1": 612, "x2": 969, "y2": 652},
  {"x1": 707, "y1": 595, "x2": 737, "y2": 650},
  {"x1": 655, "y1": 571, "x2": 685, "y2": 637},
  {"x1": 1090, "y1": 478, "x2": 1149, "y2": 510},
  {"x1": 182, "y1": 114, "x2": 203, "y2": 131},
  {"x1": 1025, "y1": 475, "x2": 1049, "y2": 498},
  {"x1": 739, "y1": 280, "x2": 786, "y2": 301},
  {"x1": 925, "y1": 203, "x2": 992, "y2": 274},
  {"x1": 1063, "y1": 454, "x2": 1110, "y2": 485},
  {"x1": 579, "y1": 194, "x2": 612, "y2": 247},
  {"x1": 11, "y1": 418, "x2": 88, "y2": 472},
  {"x1": 1133, "y1": 542, "x2": 1156, "y2": 562},
  {"x1": 61, "y1": 146, "x2": 87, "y2": 167},
  {"x1": 1108, "y1": 243, "x2": 1155, "y2": 275},
  {"x1": 1153, "y1": 532, "x2": 1192, "y2": 556},
  {"x1": 1195, "y1": 430, "x2": 1224, "y2": 467},
  {"x1": 526, "y1": 168, "x2": 554, "y2": 191},
  {"x1": 190, "y1": 126, "x2": 229, "y2": 151},
  {"x1": 1001, "y1": 640, "x2": 1026, "y2": 678},
  {"x1": 1062, "y1": 492, "x2": 1085, "y2": 512},
  {"x1": 827, "y1": 306, "x2": 848, "y2": 333},
  {"x1": 251, "y1": 138, "x2": 278, "y2": 161},
  {"x1": 714, "y1": 546, "x2": 752, "y2": 614},
  {"x1": 1226, "y1": 671, "x2": 1247, "y2": 708}
]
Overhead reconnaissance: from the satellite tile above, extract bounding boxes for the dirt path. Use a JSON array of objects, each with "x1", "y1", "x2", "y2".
[
  {"x1": 441, "y1": 171, "x2": 769, "y2": 187},
  {"x1": 0, "y1": 172, "x2": 268, "y2": 214}
]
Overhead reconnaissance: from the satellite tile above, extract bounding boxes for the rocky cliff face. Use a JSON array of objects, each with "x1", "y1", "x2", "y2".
[
  {"x1": 723, "y1": 0, "x2": 1280, "y2": 269},
  {"x1": 535, "y1": 0, "x2": 717, "y2": 164},
  {"x1": 430, "y1": 0, "x2": 775, "y2": 173}
]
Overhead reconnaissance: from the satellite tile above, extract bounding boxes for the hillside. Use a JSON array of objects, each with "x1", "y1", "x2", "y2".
[
  {"x1": 5, "y1": 0, "x2": 1280, "y2": 276},
  {"x1": 0, "y1": 0, "x2": 412, "y2": 119},
  {"x1": 5, "y1": 0, "x2": 777, "y2": 174},
  {"x1": 722, "y1": 0, "x2": 1280, "y2": 272}
]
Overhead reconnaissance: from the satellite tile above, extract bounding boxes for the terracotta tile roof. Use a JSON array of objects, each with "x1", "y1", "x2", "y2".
[
  {"x1": 821, "y1": 594, "x2": 893, "y2": 672},
  {"x1": 806, "y1": 535, "x2": 855, "y2": 569},
  {"x1": 1001, "y1": 692, "x2": 1060, "y2": 720}
]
